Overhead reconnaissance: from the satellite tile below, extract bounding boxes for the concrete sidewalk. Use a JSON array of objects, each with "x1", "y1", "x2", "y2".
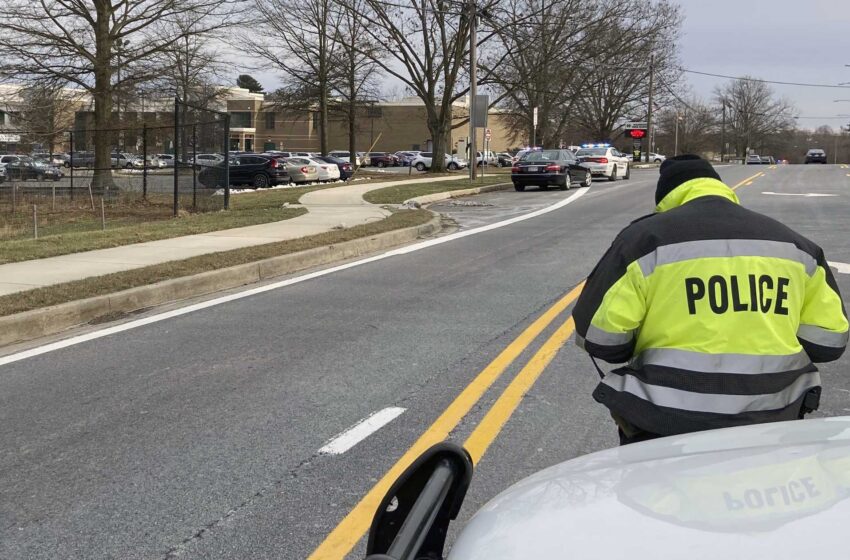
[{"x1": 0, "y1": 175, "x2": 464, "y2": 296}]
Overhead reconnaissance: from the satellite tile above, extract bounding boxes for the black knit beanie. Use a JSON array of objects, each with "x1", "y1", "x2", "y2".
[{"x1": 655, "y1": 154, "x2": 722, "y2": 205}]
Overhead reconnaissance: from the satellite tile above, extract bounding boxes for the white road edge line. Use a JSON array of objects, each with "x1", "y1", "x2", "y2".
[
  {"x1": 318, "y1": 407, "x2": 407, "y2": 455},
  {"x1": 0, "y1": 187, "x2": 591, "y2": 367}
]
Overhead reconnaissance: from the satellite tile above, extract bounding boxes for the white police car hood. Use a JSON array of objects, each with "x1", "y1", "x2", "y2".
[{"x1": 449, "y1": 417, "x2": 850, "y2": 559}]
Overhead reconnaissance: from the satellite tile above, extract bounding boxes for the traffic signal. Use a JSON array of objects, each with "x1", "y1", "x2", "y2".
[{"x1": 627, "y1": 129, "x2": 647, "y2": 139}]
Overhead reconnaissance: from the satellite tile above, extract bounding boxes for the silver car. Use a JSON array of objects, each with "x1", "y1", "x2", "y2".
[
  {"x1": 282, "y1": 157, "x2": 319, "y2": 184},
  {"x1": 367, "y1": 417, "x2": 850, "y2": 559}
]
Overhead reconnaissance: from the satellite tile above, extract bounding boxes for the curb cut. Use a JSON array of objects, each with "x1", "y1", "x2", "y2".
[
  {"x1": 0, "y1": 214, "x2": 442, "y2": 349},
  {"x1": 402, "y1": 182, "x2": 512, "y2": 207}
]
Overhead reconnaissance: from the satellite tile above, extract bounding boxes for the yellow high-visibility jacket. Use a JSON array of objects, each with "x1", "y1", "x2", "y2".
[{"x1": 573, "y1": 177, "x2": 848, "y2": 436}]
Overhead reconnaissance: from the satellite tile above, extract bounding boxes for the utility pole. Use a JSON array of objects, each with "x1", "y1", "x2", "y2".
[
  {"x1": 720, "y1": 101, "x2": 726, "y2": 163},
  {"x1": 645, "y1": 54, "x2": 655, "y2": 163},
  {"x1": 674, "y1": 110, "x2": 679, "y2": 156},
  {"x1": 468, "y1": 0, "x2": 478, "y2": 180}
]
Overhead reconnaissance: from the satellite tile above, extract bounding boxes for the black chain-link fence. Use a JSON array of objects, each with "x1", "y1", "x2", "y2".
[{"x1": 0, "y1": 98, "x2": 229, "y2": 241}]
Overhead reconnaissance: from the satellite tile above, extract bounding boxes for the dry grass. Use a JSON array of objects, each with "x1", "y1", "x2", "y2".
[{"x1": 0, "y1": 209, "x2": 433, "y2": 317}]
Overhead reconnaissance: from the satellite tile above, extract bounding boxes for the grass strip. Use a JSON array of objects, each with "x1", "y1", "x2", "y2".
[
  {"x1": 363, "y1": 175, "x2": 510, "y2": 204},
  {"x1": 0, "y1": 184, "x2": 342, "y2": 264},
  {"x1": 0, "y1": 209, "x2": 432, "y2": 318}
]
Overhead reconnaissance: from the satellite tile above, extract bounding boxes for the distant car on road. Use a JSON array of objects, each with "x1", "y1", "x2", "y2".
[
  {"x1": 805, "y1": 149, "x2": 827, "y2": 164},
  {"x1": 746, "y1": 154, "x2": 763, "y2": 165},
  {"x1": 511, "y1": 148, "x2": 592, "y2": 191},
  {"x1": 760, "y1": 155, "x2": 776, "y2": 165},
  {"x1": 649, "y1": 152, "x2": 666, "y2": 163},
  {"x1": 575, "y1": 145, "x2": 631, "y2": 181}
]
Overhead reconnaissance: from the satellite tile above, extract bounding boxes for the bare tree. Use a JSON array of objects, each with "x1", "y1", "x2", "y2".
[
  {"x1": 329, "y1": 0, "x2": 382, "y2": 164},
  {"x1": 12, "y1": 82, "x2": 85, "y2": 154},
  {"x1": 250, "y1": 0, "x2": 342, "y2": 155},
  {"x1": 571, "y1": 1, "x2": 682, "y2": 142},
  {"x1": 715, "y1": 78, "x2": 797, "y2": 158},
  {"x1": 353, "y1": 0, "x2": 500, "y2": 171},
  {"x1": 655, "y1": 96, "x2": 717, "y2": 157},
  {"x1": 0, "y1": 0, "x2": 242, "y2": 187}
]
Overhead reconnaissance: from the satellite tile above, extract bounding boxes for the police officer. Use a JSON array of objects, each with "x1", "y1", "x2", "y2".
[{"x1": 573, "y1": 155, "x2": 849, "y2": 445}]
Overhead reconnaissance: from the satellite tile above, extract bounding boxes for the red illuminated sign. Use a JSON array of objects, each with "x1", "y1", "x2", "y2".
[{"x1": 627, "y1": 129, "x2": 647, "y2": 139}]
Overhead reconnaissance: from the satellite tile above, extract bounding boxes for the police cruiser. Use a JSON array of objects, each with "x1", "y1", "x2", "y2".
[{"x1": 364, "y1": 417, "x2": 850, "y2": 559}]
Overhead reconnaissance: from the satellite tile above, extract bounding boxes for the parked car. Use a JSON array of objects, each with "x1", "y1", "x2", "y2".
[
  {"x1": 32, "y1": 152, "x2": 69, "y2": 166},
  {"x1": 473, "y1": 150, "x2": 499, "y2": 167},
  {"x1": 3, "y1": 156, "x2": 62, "y2": 181},
  {"x1": 193, "y1": 153, "x2": 225, "y2": 168},
  {"x1": 805, "y1": 149, "x2": 827, "y2": 164},
  {"x1": 328, "y1": 150, "x2": 366, "y2": 166},
  {"x1": 357, "y1": 152, "x2": 372, "y2": 167},
  {"x1": 648, "y1": 152, "x2": 666, "y2": 163},
  {"x1": 394, "y1": 151, "x2": 419, "y2": 167},
  {"x1": 155, "y1": 153, "x2": 176, "y2": 168},
  {"x1": 367, "y1": 152, "x2": 399, "y2": 168},
  {"x1": 511, "y1": 148, "x2": 592, "y2": 191},
  {"x1": 109, "y1": 152, "x2": 140, "y2": 168},
  {"x1": 496, "y1": 152, "x2": 514, "y2": 167},
  {"x1": 368, "y1": 417, "x2": 850, "y2": 560},
  {"x1": 66, "y1": 151, "x2": 95, "y2": 168},
  {"x1": 746, "y1": 153, "x2": 763, "y2": 165},
  {"x1": 296, "y1": 157, "x2": 341, "y2": 182},
  {"x1": 0, "y1": 164, "x2": 5, "y2": 183},
  {"x1": 575, "y1": 145, "x2": 631, "y2": 181},
  {"x1": 314, "y1": 155, "x2": 354, "y2": 181},
  {"x1": 411, "y1": 152, "x2": 468, "y2": 171},
  {"x1": 761, "y1": 155, "x2": 776, "y2": 164},
  {"x1": 282, "y1": 158, "x2": 320, "y2": 184},
  {"x1": 199, "y1": 154, "x2": 290, "y2": 188}
]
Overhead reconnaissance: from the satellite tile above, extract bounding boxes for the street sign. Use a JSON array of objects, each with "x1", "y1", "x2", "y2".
[
  {"x1": 533, "y1": 107, "x2": 538, "y2": 127},
  {"x1": 624, "y1": 122, "x2": 648, "y2": 130},
  {"x1": 484, "y1": 128, "x2": 492, "y2": 140}
]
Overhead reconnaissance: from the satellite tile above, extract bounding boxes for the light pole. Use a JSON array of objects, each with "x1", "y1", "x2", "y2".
[{"x1": 468, "y1": 0, "x2": 478, "y2": 180}]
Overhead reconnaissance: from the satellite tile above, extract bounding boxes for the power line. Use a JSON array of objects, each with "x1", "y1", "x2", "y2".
[{"x1": 681, "y1": 68, "x2": 850, "y2": 89}]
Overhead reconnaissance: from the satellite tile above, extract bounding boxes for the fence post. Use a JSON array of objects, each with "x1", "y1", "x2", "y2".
[
  {"x1": 101, "y1": 197, "x2": 106, "y2": 230},
  {"x1": 52, "y1": 184, "x2": 56, "y2": 211},
  {"x1": 33, "y1": 204, "x2": 38, "y2": 239},
  {"x1": 11, "y1": 182, "x2": 16, "y2": 213},
  {"x1": 69, "y1": 130, "x2": 75, "y2": 202},
  {"x1": 192, "y1": 123, "x2": 197, "y2": 210},
  {"x1": 173, "y1": 97, "x2": 179, "y2": 217},
  {"x1": 223, "y1": 113, "x2": 230, "y2": 210},
  {"x1": 142, "y1": 123, "x2": 148, "y2": 200}
]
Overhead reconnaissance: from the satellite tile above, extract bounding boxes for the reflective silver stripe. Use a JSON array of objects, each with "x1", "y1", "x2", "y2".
[
  {"x1": 584, "y1": 324, "x2": 634, "y2": 346},
  {"x1": 575, "y1": 334, "x2": 586, "y2": 350},
  {"x1": 797, "y1": 324, "x2": 850, "y2": 348},
  {"x1": 630, "y1": 348, "x2": 811, "y2": 374},
  {"x1": 602, "y1": 371, "x2": 821, "y2": 415},
  {"x1": 636, "y1": 239, "x2": 817, "y2": 277}
]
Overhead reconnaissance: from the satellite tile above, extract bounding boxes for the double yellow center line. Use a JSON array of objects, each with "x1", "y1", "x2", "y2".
[
  {"x1": 730, "y1": 170, "x2": 765, "y2": 191},
  {"x1": 308, "y1": 282, "x2": 585, "y2": 559}
]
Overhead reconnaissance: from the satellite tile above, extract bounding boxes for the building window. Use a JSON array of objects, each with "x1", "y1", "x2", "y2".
[
  {"x1": 264, "y1": 112, "x2": 275, "y2": 130},
  {"x1": 231, "y1": 111, "x2": 252, "y2": 128},
  {"x1": 0, "y1": 110, "x2": 6, "y2": 126}
]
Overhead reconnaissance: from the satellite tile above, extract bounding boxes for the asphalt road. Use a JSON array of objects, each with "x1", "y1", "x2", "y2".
[{"x1": 1, "y1": 164, "x2": 849, "y2": 559}]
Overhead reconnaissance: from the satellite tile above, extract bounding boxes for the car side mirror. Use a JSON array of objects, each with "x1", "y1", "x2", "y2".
[{"x1": 365, "y1": 442, "x2": 473, "y2": 560}]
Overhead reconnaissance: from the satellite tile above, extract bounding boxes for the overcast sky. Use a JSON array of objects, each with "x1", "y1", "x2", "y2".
[
  {"x1": 249, "y1": 0, "x2": 850, "y2": 130},
  {"x1": 679, "y1": 0, "x2": 850, "y2": 130}
]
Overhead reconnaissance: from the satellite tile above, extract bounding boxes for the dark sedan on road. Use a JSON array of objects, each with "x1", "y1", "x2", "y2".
[
  {"x1": 199, "y1": 154, "x2": 290, "y2": 189},
  {"x1": 805, "y1": 149, "x2": 827, "y2": 164},
  {"x1": 511, "y1": 149, "x2": 592, "y2": 191}
]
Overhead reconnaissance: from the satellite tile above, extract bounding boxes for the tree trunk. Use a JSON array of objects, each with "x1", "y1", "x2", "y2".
[
  {"x1": 319, "y1": 78, "x2": 329, "y2": 156},
  {"x1": 428, "y1": 114, "x2": 448, "y2": 172},
  {"x1": 348, "y1": 100, "x2": 356, "y2": 171},
  {"x1": 93, "y1": 2, "x2": 113, "y2": 190}
]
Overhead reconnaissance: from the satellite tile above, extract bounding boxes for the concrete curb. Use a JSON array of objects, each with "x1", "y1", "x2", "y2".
[
  {"x1": 402, "y1": 182, "x2": 512, "y2": 207},
  {"x1": 0, "y1": 213, "x2": 442, "y2": 348}
]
